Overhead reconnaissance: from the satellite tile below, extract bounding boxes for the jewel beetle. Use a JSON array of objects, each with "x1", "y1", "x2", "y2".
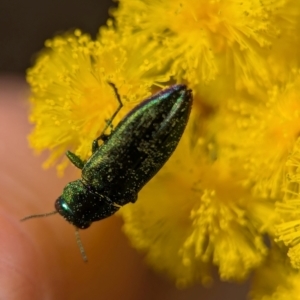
[{"x1": 22, "y1": 83, "x2": 193, "y2": 260}]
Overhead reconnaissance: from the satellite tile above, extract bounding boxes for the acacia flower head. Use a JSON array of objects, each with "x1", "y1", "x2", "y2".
[
  {"x1": 120, "y1": 74, "x2": 300, "y2": 285},
  {"x1": 113, "y1": 0, "x2": 300, "y2": 94},
  {"x1": 212, "y1": 75, "x2": 300, "y2": 201},
  {"x1": 27, "y1": 29, "x2": 167, "y2": 174},
  {"x1": 276, "y1": 138, "x2": 300, "y2": 269},
  {"x1": 120, "y1": 109, "x2": 273, "y2": 286},
  {"x1": 266, "y1": 76, "x2": 300, "y2": 269}
]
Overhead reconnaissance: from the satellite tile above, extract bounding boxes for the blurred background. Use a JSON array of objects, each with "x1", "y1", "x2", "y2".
[{"x1": 0, "y1": 0, "x2": 114, "y2": 74}]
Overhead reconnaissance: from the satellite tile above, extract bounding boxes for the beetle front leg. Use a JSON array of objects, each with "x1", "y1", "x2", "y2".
[
  {"x1": 92, "y1": 82, "x2": 124, "y2": 153},
  {"x1": 92, "y1": 133, "x2": 110, "y2": 153},
  {"x1": 104, "y1": 82, "x2": 123, "y2": 133},
  {"x1": 66, "y1": 151, "x2": 85, "y2": 169}
]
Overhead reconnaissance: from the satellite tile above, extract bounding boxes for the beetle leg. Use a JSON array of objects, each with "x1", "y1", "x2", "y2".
[
  {"x1": 91, "y1": 134, "x2": 110, "y2": 153},
  {"x1": 92, "y1": 82, "x2": 124, "y2": 153},
  {"x1": 113, "y1": 203, "x2": 122, "y2": 208},
  {"x1": 66, "y1": 151, "x2": 85, "y2": 169},
  {"x1": 104, "y1": 118, "x2": 114, "y2": 130},
  {"x1": 104, "y1": 82, "x2": 123, "y2": 131},
  {"x1": 130, "y1": 193, "x2": 138, "y2": 203}
]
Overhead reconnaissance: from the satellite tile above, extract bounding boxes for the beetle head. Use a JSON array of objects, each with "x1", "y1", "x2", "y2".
[
  {"x1": 55, "y1": 180, "x2": 93, "y2": 229},
  {"x1": 55, "y1": 179, "x2": 117, "y2": 229}
]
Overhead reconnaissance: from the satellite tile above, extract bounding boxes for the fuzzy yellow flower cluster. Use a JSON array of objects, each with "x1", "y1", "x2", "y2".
[
  {"x1": 27, "y1": 0, "x2": 300, "y2": 298},
  {"x1": 27, "y1": 27, "x2": 165, "y2": 174},
  {"x1": 114, "y1": 0, "x2": 299, "y2": 93}
]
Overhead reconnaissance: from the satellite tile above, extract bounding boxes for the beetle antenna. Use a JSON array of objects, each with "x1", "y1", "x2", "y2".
[
  {"x1": 75, "y1": 227, "x2": 88, "y2": 262},
  {"x1": 20, "y1": 211, "x2": 58, "y2": 222}
]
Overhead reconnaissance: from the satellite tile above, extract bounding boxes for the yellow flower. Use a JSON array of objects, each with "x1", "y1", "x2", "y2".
[
  {"x1": 120, "y1": 72, "x2": 300, "y2": 285},
  {"x1": 276, "y1": 139, "x2": 300, "y2": 269},
  {"x1": 113, "y1": 0, "x2": 300, "y2": 93},
  {"x1": 120, "y1": 109, "x2": 272, "y2": 286},
  {"x1": 267, "y1": 76, "x2": 300, "y2": 269},
  {"x1": 214, "y1": 76, "x2": 300, "y2": 200},
  {"x1": 250, "y1": 245, "x2": 300, "y2": 300},
  {"x1": 27, "y1": 29, "x2": 167, "y2": 174}
]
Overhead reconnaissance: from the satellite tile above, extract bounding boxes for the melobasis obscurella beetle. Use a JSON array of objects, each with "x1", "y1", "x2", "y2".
[{"x1": 22, "y1": 83, "x2": 193, "y2": 260}]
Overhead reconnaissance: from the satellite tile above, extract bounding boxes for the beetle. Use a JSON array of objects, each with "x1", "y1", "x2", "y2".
[{"x1": 22, "y1": 83, "x2": 193, "y2": 260}]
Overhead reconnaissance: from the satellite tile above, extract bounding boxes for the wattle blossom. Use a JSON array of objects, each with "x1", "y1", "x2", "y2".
[
  {"x1": 277, "y1": 138, "x2": 300, "y2": 269},
  {"x1": 27, "y1": 29, "x2": 165, "y2": 174},
  {"x1": 113, "y1": 0, "x2": 300, "y2": 94}
]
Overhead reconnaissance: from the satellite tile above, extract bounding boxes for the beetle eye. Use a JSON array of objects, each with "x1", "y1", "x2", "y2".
[
  {"x1": 55, "y1": 197, "x2": 74, "y2": 221},
  {"x1": 61, "y1": 201, "x2": 73, "y2": 214}
]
